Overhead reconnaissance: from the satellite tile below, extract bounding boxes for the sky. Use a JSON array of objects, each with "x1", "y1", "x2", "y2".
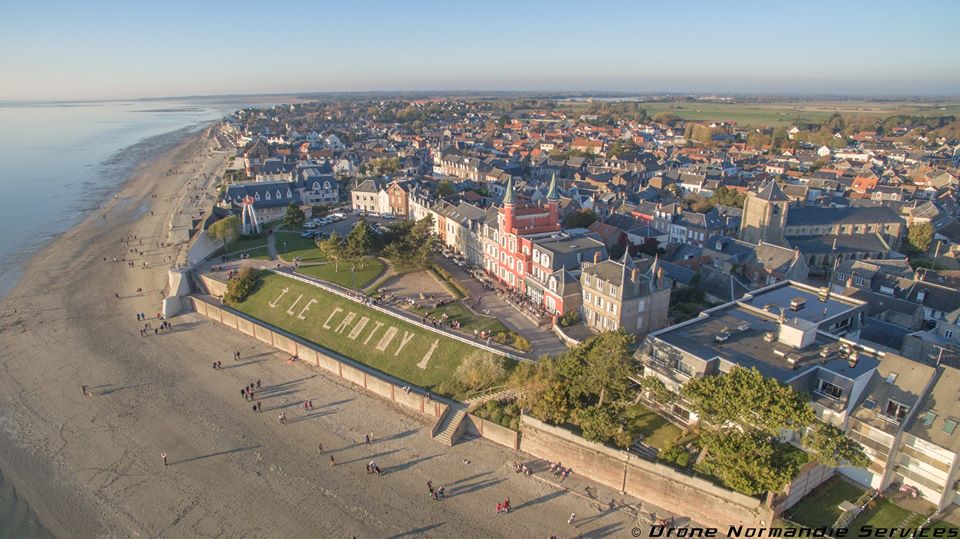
[{"x1": 1, "y1": 0, "x2": 959, "y2": 101}]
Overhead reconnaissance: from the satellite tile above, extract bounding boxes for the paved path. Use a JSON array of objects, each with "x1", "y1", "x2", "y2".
[{"x1": 434, "y1": 257, "x2": 569, "y2": 358}]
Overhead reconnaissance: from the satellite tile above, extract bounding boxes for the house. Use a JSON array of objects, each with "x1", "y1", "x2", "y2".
[
  {"x1": 580, "y1": 254, "x2": 671, "y2": 338},
  {"x1": 351, "y1": 179, "x2": 380, "y2": 213},
  {"x1": 526, "y1": 231, "x2": 607, "y2": 316},
  {"x1": 222, "y1": 180, "x2": 300, "y2": 223}
]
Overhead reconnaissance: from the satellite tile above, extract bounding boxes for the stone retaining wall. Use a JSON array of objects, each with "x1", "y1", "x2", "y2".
[
  {"x1": 519, "y1": 415, "x2": 774, "y2": 529},
  {"x1": 463, "y1": 414, "x2": 520, "y2": 450},
  {"x1": 186, "y1": 295, "x2": 447, "y2": 423}
]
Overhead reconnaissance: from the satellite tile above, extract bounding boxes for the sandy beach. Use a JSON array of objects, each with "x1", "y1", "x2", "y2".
[{"x1": 0, "y1": 128, "x2": 635, "y2": 538}]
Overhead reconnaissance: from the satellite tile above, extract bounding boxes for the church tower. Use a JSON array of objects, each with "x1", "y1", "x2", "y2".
[
  {"x1": 502, "y1": 176, "x2": 516, "y2": 233},
  {"x1": 740, "y1": 181, "x2": 789, "y2": 245}
]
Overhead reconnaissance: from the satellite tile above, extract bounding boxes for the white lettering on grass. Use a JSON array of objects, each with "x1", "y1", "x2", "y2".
[
  {"x1": 348, "y1": 317, "x2": 369, "y2": 339},
  {"x1": 335, "y1": 312, "x2": 357, "y2": 333},
  {"x1": 394, "y1": 331, "x2": 415, "y2": 356},
  {"x1": 296, "y1": 299, "x2": 318, "y2": 320},
  {"x1": 364, "y1": 321, "x2": 384, "y2": 345},
  {"x1": 322, "y1": 307, "x2": 344, "y2": 329},
  {"x1": 285, "y1": 294, "x2": 303, "y2": 316},
  {"x1": 268, "y1": 287, "x2": 290, "y2": 308},
  {"x1": 376, "y1": 327, "x2": 398, "y2": 351},
  {"x1": 417, "y1": 339, "x2": 439, "y2": 369}
]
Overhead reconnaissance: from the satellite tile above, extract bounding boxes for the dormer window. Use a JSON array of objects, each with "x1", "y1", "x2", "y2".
[
  {"x1": 884, "y1": 399, "x2": 909, "y2": 423},
  {"x1": 264, "y1": 192, "x2": 271, "y2": 200},
  {"x1": 276, "y1": 190, "x2": 283, "y2": 199},
  {"x1": 313, "y1": 182, "x2": 321, "y2": 190},
  {"x1": 254, "y1": 193, "x2": 261, "y2": 201}
]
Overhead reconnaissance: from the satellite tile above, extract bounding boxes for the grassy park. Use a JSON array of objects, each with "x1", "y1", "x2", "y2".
[
  {"x1": 297, "y1": 257, "x2": 385, "y2": 289},
  {"x1": 275, "y1": 230, "x2": 325, "y2": 262},
  {"x1": 228, "y1": 272, "x2": 500, "y2": 394},
  {"x1": 784, "y1": 476, "x2": 866, "y2": 527}
]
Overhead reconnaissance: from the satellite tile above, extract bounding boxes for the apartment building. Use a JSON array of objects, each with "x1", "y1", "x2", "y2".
[{"x1": 580, "y1": 254, "x2": 671, "y2": 338}]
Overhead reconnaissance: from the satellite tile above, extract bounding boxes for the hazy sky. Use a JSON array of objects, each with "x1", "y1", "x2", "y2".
[{"x1": 2, "y1": 0, "x2": 958, "y2": 100}]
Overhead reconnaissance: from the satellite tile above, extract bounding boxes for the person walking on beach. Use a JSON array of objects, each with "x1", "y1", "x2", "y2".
[
  {"x1": 241, "y1": 388, "x2": 247, "y2": 400},
  {"x1": 329, "y1": 455, "x2": 336, "y2": 466},
  {"x1": 256, "y1": 401, "x2": 261, "y2": 412},
  {"x1": 256, "y1": 379, "x2": 261, "y2": 389},
  {"x1": 318, "y1": 442, "x2": 323, "y2": 455},
  {"x1": 365, "y1": 433, "x2": 371, "y2": 445},
  {"x1": 82, "y1": 385, "x2": 88, "y2": 396},
  {"x1": 161, "y1": 452, "x2": 168, "y2": 466},
  {"x1": 567, "y1": 513, "x2": 576, "y2": 526},
  {"x1": 279, "y1": 413, "x2": 286, "y2": 425},
  {"x1": 502, "y1": 497, "x2": 510, "y2": 513}
]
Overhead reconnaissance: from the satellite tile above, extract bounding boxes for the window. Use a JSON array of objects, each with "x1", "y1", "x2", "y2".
[
  {"x1": 854, "y1": 277, "x2": 864, "y2": 286},
  {"x1": 922, "y1": 411, "x2": 937, "y2": 427},
  {"x1": 673, "y1": 358, "x2": 694, "y2": 376},
  {"x1": 837, "y1": 272, "x2": 847, "y2": 281},
  {"x1": 609, "y1": 283, "x2": 617, "y2": 296},
  {"x1": 944, "y1": 418, "x2": 958, "y2": 435},
  {"x1": 884, "y1": 400, "x2": 909, "y2": 422},
  {"x1": 946, "y1": 329, "x2": 955, "y2": 340},
  {"x1": 816, "y1": 379, "x2": 844, "y2": 400}
]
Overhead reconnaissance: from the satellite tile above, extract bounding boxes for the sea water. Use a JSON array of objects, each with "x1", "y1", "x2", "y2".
[{"x1": 0, "y1": 97, "x2": 264, "y2": 537}]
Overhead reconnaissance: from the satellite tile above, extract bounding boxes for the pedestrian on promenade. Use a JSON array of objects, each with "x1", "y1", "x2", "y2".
[{"x1": 161, "y1": 452, "x2": 168, "y2": 466}]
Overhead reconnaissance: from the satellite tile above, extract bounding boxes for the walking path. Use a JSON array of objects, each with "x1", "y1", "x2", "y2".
[{"x1": 435, "y1": 257, "x2": 569, "y2": 358}]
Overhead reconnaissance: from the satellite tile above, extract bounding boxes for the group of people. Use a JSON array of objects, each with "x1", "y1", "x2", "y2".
[
  {"x1": 138, "y1": 320, "x2": 172, "y2": 336},
  {"x1": 511, "y1": 461, "x2": 533, "y2": 476},
  {"x1": 426, "y1": 480, "x2": 445, "y2": 500},
  {"x1": 495, "y1": 497, "x2": 511, "y2": 514},
  {"x1": 366, "y1": 461, "x2": 382, "y2": 476},
  {"x1": 548, "y1": 461, "x2": 572, "y2": 481}
]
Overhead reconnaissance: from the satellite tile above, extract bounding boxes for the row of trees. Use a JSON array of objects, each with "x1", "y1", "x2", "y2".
[{"x1": 318, "y1": 216, "x2": 437, "y2": 273}]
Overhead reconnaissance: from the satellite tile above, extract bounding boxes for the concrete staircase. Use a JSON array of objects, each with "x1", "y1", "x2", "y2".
[
  {"x1": 464, "y1": 387, "x2": 524, "y2": 410},
  {"x1": 433, "y1": 407, "x2": 468, "y2": 446}
]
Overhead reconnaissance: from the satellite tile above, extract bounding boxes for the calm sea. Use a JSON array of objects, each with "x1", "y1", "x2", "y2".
[{"x1": 0, "y1": 97, "x2": 265, "y2": 537}]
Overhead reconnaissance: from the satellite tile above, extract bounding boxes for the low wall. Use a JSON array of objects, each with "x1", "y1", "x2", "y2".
[
  {"x1": 463, "y1": 414, "x2": 520, "y2": 450},
  {"x1": 185, "y1": 295, "x2": 448, "y2": 423},
  {"x1": 773, "y1": 461, "x2": 834, "y2": 515},
  {"x1": 519, "y1": 415, "x2": 774, "y2": 529},
  {"x1": 552, "y1": 324, "x2": 581, "y2": 348}
]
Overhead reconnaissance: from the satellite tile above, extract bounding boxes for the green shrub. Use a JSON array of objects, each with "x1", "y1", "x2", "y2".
[
  {"x1": 659, "y1": 444, "x2": 692, "y2": 468},
  {"x1": 225, "y1": 268, "x2": 263, "y2": 303},
  {"x1": 558, "y1": 310, "x2": 580, "y2": 327}
]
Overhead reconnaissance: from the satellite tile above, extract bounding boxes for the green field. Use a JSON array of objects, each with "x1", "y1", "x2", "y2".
[
  {"x1": 297, "y1": 257, "x2": 385, "y2": 289},
  {"x1": 620, "y1": 404, "x2": 685, "y2": 450},
  {"x1": 275, "y1": 231, "x2": 325, "y2": 262},
  {"x1": 556, "y1": 100, "x2": 960, "y2": 127},
  {"x1": 229, "y1": 273, "x2": 496, "y2": 392}
]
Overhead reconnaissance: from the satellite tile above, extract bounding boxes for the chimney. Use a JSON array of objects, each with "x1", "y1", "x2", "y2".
[
  {"x1": 846, "y1": 271, "x2": 856, "y2": 289},
  {"x1": 594, "y1": 251, "x2": 600, "y2": 264},
  {"x1": 848, "y1": 350, "x2": 859, "y2": 368},
  {"x1": 631, "y1": 268, "x2": 639, "y2": 282}
]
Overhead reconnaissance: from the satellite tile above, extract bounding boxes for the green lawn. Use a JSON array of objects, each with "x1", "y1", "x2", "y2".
[
  {"x1": 226, "y1": 246, "x2": 271, "y2": 260},
  {"x1": 620, "y1": 404, "x2": 684, "y2": 450},
  {"x1": 408, "y1": 302, "x2": 509, "y2": 336},
  {"x1": 275, "y1": 231, "x2": 325, "y2": 262},
  {"x1": 785, "y1": 476, "x2": 866, "y2": 528},
  {"x1": 229, "y1": 273, "x2": 497, "y2": 393},
  {"x1": 850, "y1": 498, "x2": 927, "y2": 530},
  {"x1": 298, "y1": 258, "x2": 385, "y2": 290}
]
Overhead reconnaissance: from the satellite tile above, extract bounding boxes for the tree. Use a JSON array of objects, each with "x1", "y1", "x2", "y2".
[
  {"x1": 437, "y1": 180, "x2": 457, "y2": 198},
  {"x1": 563, "y1": 210, "x2": 598, "y2": 229},
  {"x1": 908, "y1": 221, "x2": 934, "y2": 253},
  {"x1": 804, "y1": 423, "x2": 870, "y2": 468},
  {"x1": 694, "y1": 430, "x2": 804, "y2": 496},
  {"x1": 711, "y1": 186, "x2": 747, "y2": 209},
  {"x1": 319, "y1": 231, "x2": 344, "y2": 272},
  {"x1": 209, "y1": 215, "x2": 240, "y2": 250},
  {"x1": 283, "y1": 204, "x2": 306, "y2": 229},
  {"x1": 682, "y1": 366, "x2": 815, "y2": 434},
  {"x1": 346, "y1": 220, "x2": 377, "y2": 269}
]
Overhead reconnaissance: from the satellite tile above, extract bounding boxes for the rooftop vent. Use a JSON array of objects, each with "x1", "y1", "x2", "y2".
[
  {"x1": 786, "y1": 354, "x2": 801, "y2": 369},
  {"x1": 715, "y1": 330, "x2": 731, "y2": 344},
  {"x1": 763, "y1": 331, "x2": 777, "y2": 343},
  {"x1": 736, "y1": 321, "x2": 751, "y2": 332},
  {"x1": 790, "y1": 297, "x2": 806, "y2": 311},
  {"x1": 820, "y1": 344, "x2": 836, "y2": 358},
  {"x1": 818, "y1": 286, "x2": 831, "y2": 302},
  {"x1": 848, "y1": 350, "x2": 859, "y2": 368},
  {"x1": 886, "y1": 372, "x2": 898, "y2": 384}
]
